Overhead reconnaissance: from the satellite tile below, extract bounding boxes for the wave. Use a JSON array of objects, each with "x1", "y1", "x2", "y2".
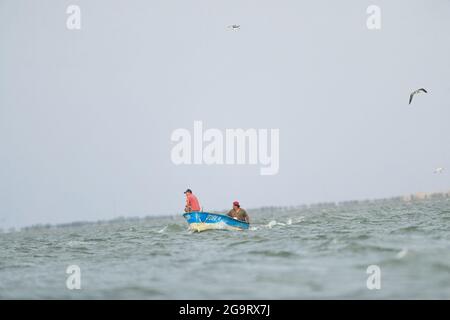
[
  {"x1": 157, "y1": 223, "x2": 185, "y2": 233},
  {"x1": 66, "y1": 240, "x2": 88, "y2": 247},
  {"x1": 395, "y1": 248, "x2": 409, "y2": 259},
  {"x1": 248, "y1": 250, "x2": 297, "y2": 258},
  {"x1": 264, "y1": 216, "x2": 305, "y2": 228}
]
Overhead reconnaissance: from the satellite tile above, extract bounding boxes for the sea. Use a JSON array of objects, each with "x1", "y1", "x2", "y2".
[{"x1": 1, "y1": 197, "x2": 449, "y2": 299}]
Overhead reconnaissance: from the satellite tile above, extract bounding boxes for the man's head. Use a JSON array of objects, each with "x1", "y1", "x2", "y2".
[
  {"x1": 184, "y1": 189, "x2": 192, "y2": 195},
  {"x1": 233, "y1": 201, "x2": 240, "y2": 209}
]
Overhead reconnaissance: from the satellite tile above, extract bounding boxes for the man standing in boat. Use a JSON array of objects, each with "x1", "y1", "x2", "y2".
[
  {"x1": 184, "y1": 189, "x2": 201, "y2": 212},
  {"x1": 227, "y1": 201, "x2": 249, "y2": 223}
]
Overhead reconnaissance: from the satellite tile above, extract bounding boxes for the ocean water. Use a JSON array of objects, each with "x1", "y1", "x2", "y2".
[{"x1": 1, "y1": 197, "x2": 449, "y2": 299}]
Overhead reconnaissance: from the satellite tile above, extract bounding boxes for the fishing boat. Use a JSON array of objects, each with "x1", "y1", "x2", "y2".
[{"x1": 183, "y1": 212, "x2": 249, "y2": 232}]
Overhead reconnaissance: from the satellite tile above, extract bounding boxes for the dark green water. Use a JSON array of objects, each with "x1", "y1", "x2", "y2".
[{"x1": 1, "y1": 198, "x2": 449, "y2": 299}]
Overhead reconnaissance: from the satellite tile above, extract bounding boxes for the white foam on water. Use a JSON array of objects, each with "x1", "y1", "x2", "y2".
[
  {"x1": 396, "y1": 248, "x2": 408, "y2": 259},
  {"x1": 291, "y1": 216, "x2": 305, "y2": 224},
  {"x1": 66, "y1": 240, "x2": 86, "y2": 247},
  {"x1": 266, "y1": 220, "x2": 277, "y2": 229},
  {"x1": 157, "y1": 226, "x2": 168, "y2": 233}
]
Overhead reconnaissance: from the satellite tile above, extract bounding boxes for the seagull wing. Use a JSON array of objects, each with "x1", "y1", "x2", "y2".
[
  {"x1": 409, "y1": 93, "x2": 414, "y2": 105},
  {"x1": 419, "y1": 88, "x2": 428, "y2": 93}
]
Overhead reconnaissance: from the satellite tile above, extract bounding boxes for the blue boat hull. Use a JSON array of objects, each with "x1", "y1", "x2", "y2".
[{"x1": 183, "y1": 212, "x2": 249, "y2": 232}]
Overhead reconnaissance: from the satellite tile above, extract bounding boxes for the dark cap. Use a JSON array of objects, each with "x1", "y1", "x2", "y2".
[{"x1": 184, "y1": 189, "x2": 192, "y2": 194}]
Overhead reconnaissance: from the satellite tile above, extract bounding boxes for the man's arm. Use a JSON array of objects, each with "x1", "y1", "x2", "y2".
[
  {"x1": 184, "y1": 197, "x2": 191, "y2": 212},
  {"x1": 243, "y1": 210, "x2": 249, "y2": 223}
]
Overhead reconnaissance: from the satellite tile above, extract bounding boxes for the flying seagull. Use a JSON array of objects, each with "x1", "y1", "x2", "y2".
[
  {"x1": 434, "y1": 167, "x2": 444, "y2": 174},
  {"x1": 409, "y1": 88, "x2": 428, "y2": 105},
  {"x1": 227, "y1": 24, "x2": 240, "y2": 31}
]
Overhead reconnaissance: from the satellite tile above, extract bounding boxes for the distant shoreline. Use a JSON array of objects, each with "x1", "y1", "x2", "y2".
[{"x1": 1, "y1": 189, "x2": 449, "y2": 234}]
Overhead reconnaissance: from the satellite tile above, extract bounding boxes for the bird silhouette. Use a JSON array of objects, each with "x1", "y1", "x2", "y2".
[
  {"x1": 409, "y1": 88, "x2": 428, "y2": 105},
  {"x1": 227, "y1": 24, "x2": 240, "y2": 31}
]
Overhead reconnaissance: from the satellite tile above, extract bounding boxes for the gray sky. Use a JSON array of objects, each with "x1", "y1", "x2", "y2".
[{"x1": 1, "y1": 0, "x2": 450, "y2": 228}]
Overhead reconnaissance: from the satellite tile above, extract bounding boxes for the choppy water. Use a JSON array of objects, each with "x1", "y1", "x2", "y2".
[{"x1": 1, "y1": 198, "x2": 449, "y2": 299}]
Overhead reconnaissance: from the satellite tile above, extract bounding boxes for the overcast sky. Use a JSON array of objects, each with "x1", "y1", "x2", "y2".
[{"x1": 1, "y1": 0, "x2": 450, "y2": 228}]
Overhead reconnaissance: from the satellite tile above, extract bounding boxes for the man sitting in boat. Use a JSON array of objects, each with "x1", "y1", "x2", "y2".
[
  {"x1": 227, "y1": 201, "x2": 249, "y2": 223},
  {"x1": 184, "y1": 189, "x2": 201, "y2": 212}
]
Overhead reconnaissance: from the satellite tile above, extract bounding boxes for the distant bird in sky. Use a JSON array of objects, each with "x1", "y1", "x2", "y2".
[
  {"x1": 227, "y1": 24, "x2": 240, "y2": 31},
  {"x1": 434, "y1": 167, "x2": 444, "y2": 174},
  {"x1": 409, "y1": 88, "x2": 428, "y2": 105}
]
